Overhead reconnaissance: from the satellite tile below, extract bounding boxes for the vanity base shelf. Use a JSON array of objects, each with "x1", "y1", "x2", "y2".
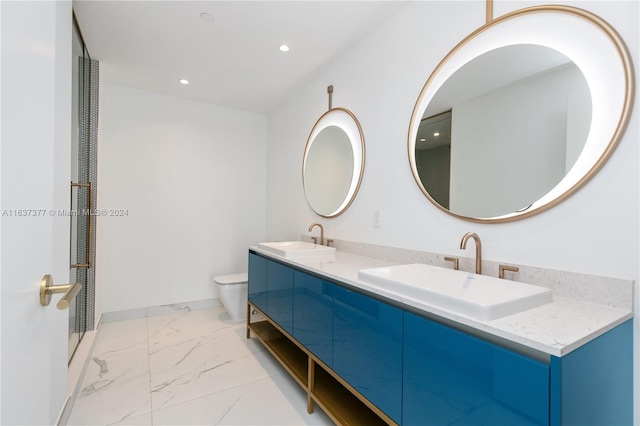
[
  {"x1": 311, "y1": 366, "x2": 389, "y2": 426},
  {"x1": 247, "y1": 318, "x2": 308, "y2": 388},
  {"x1": 247, "y1": 302, "x2": 393, "y2": 426}
]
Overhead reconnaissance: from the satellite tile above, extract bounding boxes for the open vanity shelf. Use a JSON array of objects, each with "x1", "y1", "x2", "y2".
[{"x1": 247, "y1": 303, "x2": 393, "y2": 426}]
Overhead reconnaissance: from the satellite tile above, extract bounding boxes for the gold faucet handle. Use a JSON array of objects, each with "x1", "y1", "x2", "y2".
[
  {"x1": 326, "y1": 239, "x2": 334, "y2": 247},
  {"x1": 499, "y1": 265, "x2": 520, "y2": 279},
  {"x1": 311, "y1": 236, "x2": 318, "y2": 244},
  {"x1": 444, "y1": 256, "x2": 459, "y2": 270}
]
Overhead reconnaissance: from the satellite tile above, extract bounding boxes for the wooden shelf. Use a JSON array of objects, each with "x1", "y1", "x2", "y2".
[
  {"x1": 248, "y1": 303, "x2": 395, "y2": 426},
  {"x1": 312, "y1": 365, "x2": 389, "y2": 426},
  {"x1": 248, "y1": 320, "x2": 308, "y2": 388}
]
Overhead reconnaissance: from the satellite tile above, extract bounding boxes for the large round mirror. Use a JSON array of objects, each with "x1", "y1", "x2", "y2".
[
  {"x1": 408, "y1": 6, "x2": 634, "y2": 223},
  {"x1": 303, "y1": 107, "x2": 365, "y2": 217}
]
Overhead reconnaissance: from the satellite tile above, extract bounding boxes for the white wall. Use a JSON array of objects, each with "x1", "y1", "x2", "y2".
[
  {"x1": 99, "y1": 84, "x2": 267, "y2": 312},
  {"x1": 266, "y1": 0, "x2": 639, "y2": 421}
]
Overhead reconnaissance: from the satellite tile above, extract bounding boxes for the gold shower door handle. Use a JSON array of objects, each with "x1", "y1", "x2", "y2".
[
  {"x1": 39, "y1": 274, "x2": 81, "y2": 310},
  {"x1": 70, "y1": 182, "x2": 93, "y2": 269}
]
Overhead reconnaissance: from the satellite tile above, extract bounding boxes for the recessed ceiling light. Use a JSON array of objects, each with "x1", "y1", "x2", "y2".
[
  {"x1": 420, "y1": 138, "x2": 426, "y2": 142},
  {"x1": 279, "y1": 44, "x2": 290, "y2": 52},
  {"x1": 179, "y1": 79, "x2": 189, "y2": 85},
  {"x1": 433, "y1": 132, "x2": 440, "y2": 137},
  {"x1": 199, "y1": 12, "x2": 214, "y2": 23}
]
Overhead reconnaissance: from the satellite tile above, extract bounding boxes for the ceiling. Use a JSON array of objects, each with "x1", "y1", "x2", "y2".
[{"x1": 73, "y1": 1, "x2": 409, "y2": 113}]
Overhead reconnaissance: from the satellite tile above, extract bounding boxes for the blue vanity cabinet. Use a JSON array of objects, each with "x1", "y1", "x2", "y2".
[
  {"x1": 333, "y1": 285, "x2": 403, "y2": 424},
  {"x1": 550, "y1": 319, "x2": 633, "y2": 426},
  {"x1": 292, "y1": 271, "x2": 334, "y2": 367},
  {"x1": 266, "y1": 260, "x2": 294, "y2": 334},
  {"x1": 248, "y1": 252, "x2": 268, "y2": 313},
  {"x1": 403, "y1": 311, "x2": 549, "y2": 426},
  {"x1": 250, "y1": 250, "x2": 633, "y2": 426},
  {"x1": 249, "y1": 252, "x2": 294, "y2": 333}
]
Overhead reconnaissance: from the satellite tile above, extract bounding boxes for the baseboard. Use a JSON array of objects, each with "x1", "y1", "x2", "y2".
[{"x1": 55, "y1": 396, "x2": 70, "y2": 426}]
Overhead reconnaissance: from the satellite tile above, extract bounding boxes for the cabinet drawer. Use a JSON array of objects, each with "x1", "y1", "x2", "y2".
[{"x1": 403, "y1": 312, "x2": 549, "y2": 426}]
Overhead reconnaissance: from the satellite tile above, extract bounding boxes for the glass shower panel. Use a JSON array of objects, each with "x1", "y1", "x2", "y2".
[{"x1": 69, "y1": 16, "x2": 89, "y2": 363}]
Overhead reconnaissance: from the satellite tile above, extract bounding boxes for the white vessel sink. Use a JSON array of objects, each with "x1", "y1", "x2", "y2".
[
  {"x1": 357, "y1": 264, "x2": 552, "y2": 321},
  {"x1": 257, "y1": 241, "x2": 336, "y2": 259}
]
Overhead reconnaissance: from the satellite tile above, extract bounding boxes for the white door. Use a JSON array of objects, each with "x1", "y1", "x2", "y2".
[{"x1": 1, "y1": 1, "x2": 73, "y2": 424}]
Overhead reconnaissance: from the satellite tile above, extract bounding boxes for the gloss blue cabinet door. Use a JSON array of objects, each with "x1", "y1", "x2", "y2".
[
  {"x1": 248, "y1": 253, "x2": 267, "y2": 312},
  {"x1": 333, "y1": 286, "x2": 403, "y2": 424},
  {"x1": 403, "y1": 311, "x2": 549, "y2": 426},
  {"x1": 292, "y1": 271, "x2": 334, "y2": 367},
  {"x1": 266, "y1": 260, "x2": 294, "y2": 334},
  {"x1": 550, "y1": 319, "x2": 633, "y2": 426}
]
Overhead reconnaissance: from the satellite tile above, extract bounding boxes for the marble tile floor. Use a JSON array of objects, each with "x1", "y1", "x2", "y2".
[{"x1": 67, "y1": 306, "x2": 333, "y2": 426}]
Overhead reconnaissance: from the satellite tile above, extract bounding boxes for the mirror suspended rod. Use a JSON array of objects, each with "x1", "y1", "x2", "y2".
[
  {"x1": 486, "y1": 0, "x2": 493, "y2": 23},
  {"x1": 327, "y1": 85, "x2": 334, "y2": 111}
]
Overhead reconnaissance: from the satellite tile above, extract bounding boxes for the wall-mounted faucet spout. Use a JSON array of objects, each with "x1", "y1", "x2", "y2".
[
  {"x1": 460, "y1": 232, "x2": 482, "y2": 274},
  {"x1": 309, "y1": 223, "x2": 324, "y2": 246}
]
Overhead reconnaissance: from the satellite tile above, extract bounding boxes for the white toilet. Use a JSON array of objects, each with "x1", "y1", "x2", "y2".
[{"x1": 213, "y1": 272, "x2": 248, "y2": 322}]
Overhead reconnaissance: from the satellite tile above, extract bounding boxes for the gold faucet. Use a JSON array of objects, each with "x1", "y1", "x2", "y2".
[
  {"x1": 499, "y1": 264, "x2": 519, "y2": 279},
  {"x1": 460, "y1": 232, "x2": 482, "y2": 274},
  {"x1": 308, "y1": 223, "x2": 324, "y2": 246}
]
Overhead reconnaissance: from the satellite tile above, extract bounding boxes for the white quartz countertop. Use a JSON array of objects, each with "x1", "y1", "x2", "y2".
[{"x1": 251, "y1": 247, "x2": 633, "y2": 357}]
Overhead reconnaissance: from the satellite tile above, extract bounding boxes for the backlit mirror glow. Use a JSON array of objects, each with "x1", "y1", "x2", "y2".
[
  {"x1": 303, "y1": 108, "x2": 365, "y2": 217},
  {"x1": 408, "y1": 6, "x2": 634, "y2": 223}
]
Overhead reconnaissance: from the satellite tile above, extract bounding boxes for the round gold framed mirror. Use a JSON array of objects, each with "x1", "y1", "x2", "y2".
[
  {"x1": 303, "y1": 107, "x2": 365, "y2": 217},
  {"x1": 408, "y1": 6, "x2": 634, "y2": 223}
]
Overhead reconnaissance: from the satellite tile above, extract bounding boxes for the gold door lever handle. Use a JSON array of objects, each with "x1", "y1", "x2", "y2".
[{"x1": 39, "y1": 274, "x2": 81, "y2": 310}]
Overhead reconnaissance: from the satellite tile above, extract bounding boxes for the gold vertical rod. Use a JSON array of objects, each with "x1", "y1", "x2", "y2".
[
  {"x1": 327, "y1": 85, "x2": 333, "y2": 110},
  {"x1": 246, "y1": 303, "x2": 251, "y2": 338},
  {"x1": 88, "y1": 181, "x2": 93, "y2": 269},
  {"x1": 307, "y1": 358, "x2": 315, "y2": 414},
  {"x1": 486, "y1": 0, "x2": 493, "y2": 23},
  {"x1": 69, "y1": 182, "x2": 73, "y2": 267},
  {"x1": 86, "y1": 55, "x2": 94, "y2": 268},
  {"x1": 70, "y1": 182, "x2": 93, "y2": 269}
]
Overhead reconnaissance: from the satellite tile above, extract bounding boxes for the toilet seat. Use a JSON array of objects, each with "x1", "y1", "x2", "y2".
[{"x1": 214, "y1": 273, "x2": 248, "y2": 285}]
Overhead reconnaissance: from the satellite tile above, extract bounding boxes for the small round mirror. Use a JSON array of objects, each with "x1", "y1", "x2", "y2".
[{"x1": 303, "y1": 108, "x2": 365, "y2": 217}]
